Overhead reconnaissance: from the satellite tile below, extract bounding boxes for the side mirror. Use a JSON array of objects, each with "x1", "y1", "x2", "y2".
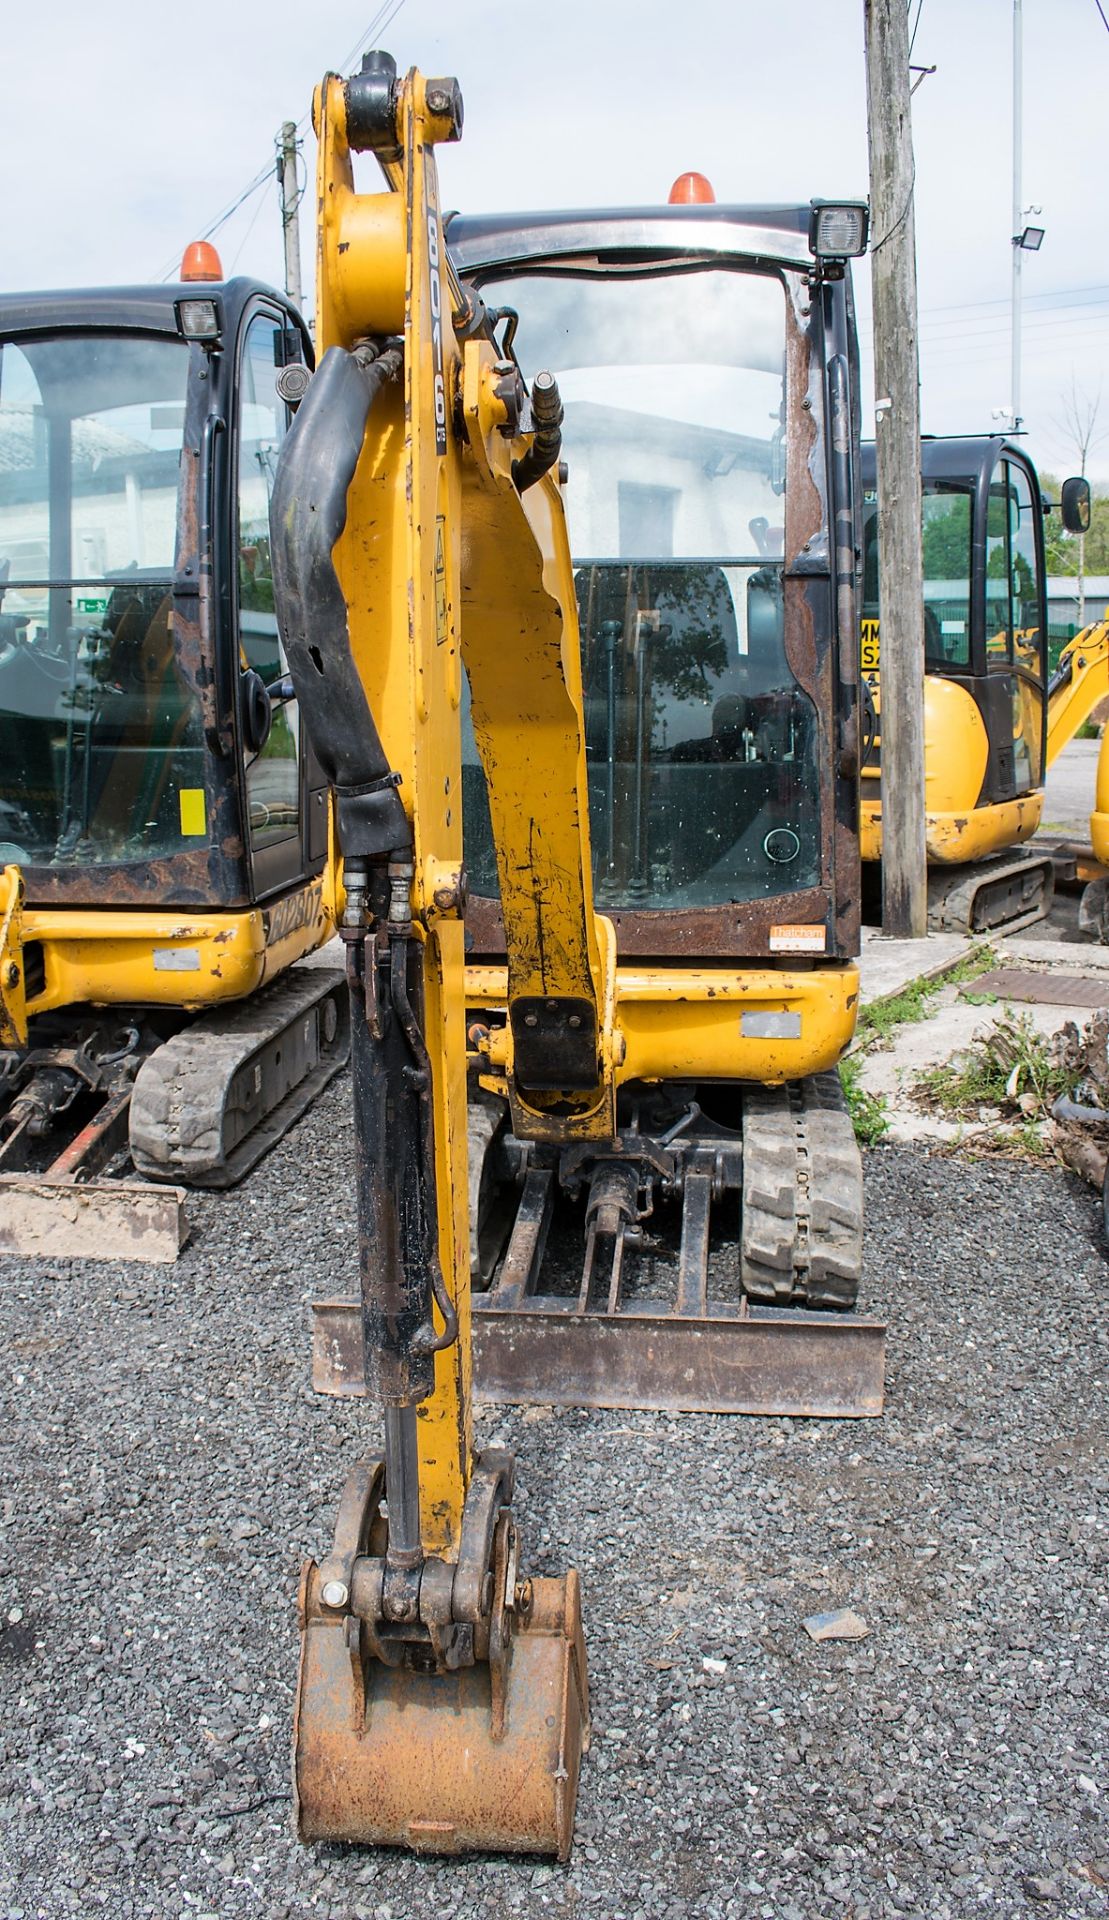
[
  {"x1": 239, "y1": 668, "x2": 273, "y2": 755},
  {"x1": 1061, "y1": 475, "x2": 1092, "y2": 535}
]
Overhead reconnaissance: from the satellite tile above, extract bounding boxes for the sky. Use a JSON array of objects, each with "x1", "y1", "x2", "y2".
[{"x1": 3, "y1": 0, "x2": 1108, "y2": 483}]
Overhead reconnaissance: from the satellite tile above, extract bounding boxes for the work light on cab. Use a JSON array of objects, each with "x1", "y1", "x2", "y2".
[{"x1": 808, "y1": 201, "x2": 869, "y2": 259}]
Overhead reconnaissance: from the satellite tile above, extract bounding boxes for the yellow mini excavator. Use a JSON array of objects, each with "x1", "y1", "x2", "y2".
[
  {"x1": 302, "y1": 87, "x2": 886, "y2": 1434},
  {"x1": 271, "y1": 50, "x2": 880, "y2": 1862},
  {"x1": 0, "y1": 254, "x2": 348, "y2": 1216},
  {"x1": 858, "y1": 436, "x2": 1094, "y2": 932}
]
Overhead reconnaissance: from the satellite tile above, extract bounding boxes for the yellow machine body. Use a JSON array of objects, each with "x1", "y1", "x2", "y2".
[
  {"x1": 4, "y1": 884, "x2": 328, "y2": 1028},
  {"x1": 282, "y1": 52, "x2": 878, "y2": 1866},
  {"x1": 858, "y1": 672, "x2": 1046, "y2": 865},
  {"x1": 466, "y1": 959, "x2": 859, "y2": 1087},
  {"x1": 0, "y1": 258, "x2": 348, "y2": 1192},
  {"x1": 1050, "y1": 622, "x2": 1109, "y2": 866},
  {"x1": 859, "y1": 439, "x2": 1108, "y2": 926}
]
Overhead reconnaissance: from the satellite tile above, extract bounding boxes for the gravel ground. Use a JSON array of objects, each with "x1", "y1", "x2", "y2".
[{"x1": 0, "y1": 1083, "x2": 1107, "y2": 1920}]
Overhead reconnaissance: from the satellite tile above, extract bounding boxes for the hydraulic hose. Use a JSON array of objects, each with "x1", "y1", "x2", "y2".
[
  {"x1": 269, "y1": 342, "x2": 409, "y2": 861},
  {"x1": 512, "y1": 370, "x2": 563, "y2": 493}
]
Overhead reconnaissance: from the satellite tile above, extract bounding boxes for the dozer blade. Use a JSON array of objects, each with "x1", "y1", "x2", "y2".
[
  {"x1": 313, "y1": 1073, "x2": 884, "y2": 1418},
  {"x1": 311, "y1": 1296, "x2": 885, "y2": 1416},
  {"x1": 295, "y1": 1562, "x2": 588, "y2": 1858},
  {"x1": 0, "y1": 1173, "x2": 187, "y2": 1263}
]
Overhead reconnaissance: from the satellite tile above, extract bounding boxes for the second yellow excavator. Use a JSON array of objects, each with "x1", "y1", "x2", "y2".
[
  {"x1": 858, "y1": 435, "x2": 1096, "y2": 932},
  {"x1": 0, "y1": 256, "x2": 347, "y2": 1230}
]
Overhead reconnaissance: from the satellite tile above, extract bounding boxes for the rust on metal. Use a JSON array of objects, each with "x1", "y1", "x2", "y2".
[
  {"x1": 465, "y1": 888, "x2": 837, "y2": 960},
  {"x1": 311, "y1": 1295, "x2": 885, "y2": 1417},
  {"x1": 295, "y1": 1564, "x2": 588, "y2": 1857},
  {"x1": 18, "y1": 850, "x2": 232, "y2": 910},
  {"x1": 43, "y1": 1085, "x2": 133, "y2": 1182}
]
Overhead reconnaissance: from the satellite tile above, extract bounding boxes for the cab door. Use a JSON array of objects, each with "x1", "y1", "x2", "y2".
[
  {"x1": 234, "y1": 306, "x2": 327, "y2": 899},
  {"x1": 981, "y1": 454, "x2": 1046, "y2": 804}
]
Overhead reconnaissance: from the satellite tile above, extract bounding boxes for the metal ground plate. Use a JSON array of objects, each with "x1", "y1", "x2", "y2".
[{"x1": 964, "y1": 967, "x2": 1109, "y2": 1010}]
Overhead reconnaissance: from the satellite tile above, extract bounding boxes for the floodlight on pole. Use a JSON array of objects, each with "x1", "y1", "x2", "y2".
[{"x1": 1011, "y1": 0, "x2": 1023, "y2": 430}]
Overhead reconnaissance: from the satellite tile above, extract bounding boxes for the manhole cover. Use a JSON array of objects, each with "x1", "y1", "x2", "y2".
[{"x1": 964, "y1": 967, "x2": 1109, "y2": 1009}]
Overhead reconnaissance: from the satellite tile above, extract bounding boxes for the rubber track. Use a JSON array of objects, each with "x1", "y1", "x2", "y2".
[
  {"x1": 926, "y1": 853, "x2": 1054, "y2": 935},
  {"x1": 740, "y1": 1070, "x2": 863, "y2": 1309},
  {"x1": 129, "y1": 967, "x2": 349, "y2": 1189}
]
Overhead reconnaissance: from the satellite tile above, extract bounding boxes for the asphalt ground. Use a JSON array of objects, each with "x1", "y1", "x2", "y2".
[{"x1": 1, "y1": 1082, "x2": 1106, "y2": 1920}]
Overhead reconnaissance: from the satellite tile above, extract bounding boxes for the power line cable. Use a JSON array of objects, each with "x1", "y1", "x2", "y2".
[
  {"x1": 153, "y1": 0, "x2": 408, "y2": 280},
  {"x1": 1093, "y1": 0, "x2": 1109, "y2": 34},
  {"x1": 919, "y1": 281, "x2": 1109, "y2": 316},
  {"x1": 921, "y1": 309, "x2": 1109, "y2": 342},
  {"x1": 227, "y1": 173, "x2": 276, "y2": 275},
  {"x1": 909, "y1": 0, "x2": 925, "y2": 59}
]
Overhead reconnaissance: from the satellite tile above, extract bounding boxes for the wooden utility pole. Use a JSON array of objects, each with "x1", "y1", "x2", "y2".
[
  {"x1": 277, "y1": 121, "x2": 303, "y2": 310},
  {"x1": 864, "y1": 0, "x2": 928, "y2": 938}
]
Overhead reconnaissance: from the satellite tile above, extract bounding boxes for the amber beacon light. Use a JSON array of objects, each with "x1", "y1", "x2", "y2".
[
  {"x1": 180, "y1": 240, "x2": 224, "y2": 282},
  {"x1": 668, "y1": 171, "x2": 716, "y2": 205}
]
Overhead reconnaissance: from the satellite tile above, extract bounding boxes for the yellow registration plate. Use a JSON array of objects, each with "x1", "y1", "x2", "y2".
[{"x1": 859, "y1": 619, "x2": 880, "y2": 673}]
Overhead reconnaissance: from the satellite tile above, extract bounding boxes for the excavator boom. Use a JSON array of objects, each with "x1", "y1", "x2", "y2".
[{"x1": 272, "y1": 55, "x2": 602, "y2": 1857}]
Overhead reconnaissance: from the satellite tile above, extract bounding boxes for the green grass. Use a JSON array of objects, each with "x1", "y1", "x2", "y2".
[
  {"x1": 855, "y1": 943, "x2": 999, "y2": 1049},
  {"x1": 840, "y1": 944, "x2": 1001, "y2": 1147},
  {"x1": 840, "y1": 1054, "x2": 890, "y2": 1146},
  {"x1": 914, "y1": 1011, "x2": 1075, "y2": 1122}
]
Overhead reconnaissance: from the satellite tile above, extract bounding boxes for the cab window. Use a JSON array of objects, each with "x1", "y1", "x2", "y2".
[
  {"x1": 237, "y1": 313, "x2": 299, "y2": 853},
  {"x1": 921, "y1": 486, "x2": 971, "y2": 667},
  {"x1": 986, "y1": 459, "x2": 1043, "y2": 676}
]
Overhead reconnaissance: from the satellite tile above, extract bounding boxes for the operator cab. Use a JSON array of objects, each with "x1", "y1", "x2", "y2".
[
  {"x1": 860, "y1": 436, "x2": 1055, "y2": 809},
  {"x1": 449, "y1": 194, "x2": 866, "y2": 960},
  {"x1": 0, "y1": 267, "x2": 324, "y2": 910}
]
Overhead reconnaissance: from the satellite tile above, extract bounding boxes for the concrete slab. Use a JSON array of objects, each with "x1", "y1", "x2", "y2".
[
  {"x1": 858, "y1": 929, "x2": 973, "y2": 1006},
  {"x1": 1003, "y1": 935, "x2": 1109, "y2": 972},
  {"x1": 852, "y1": 918, "x2": 1109, "y2": 1149}
]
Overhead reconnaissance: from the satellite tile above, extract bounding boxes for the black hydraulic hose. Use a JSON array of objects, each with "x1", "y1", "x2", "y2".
[
  {"x1": 269, "y1": 342, "x2": 410, "y2": 861},
  {"x1": 1047, "y1": 654, "x2": 1073, "y2": 703},
  {"x1": 512, "y1": 370, "x2": 563, "y2": 492},
  {"x1": 389, "y1": 938, "x2": 459, "y2": 1352}
]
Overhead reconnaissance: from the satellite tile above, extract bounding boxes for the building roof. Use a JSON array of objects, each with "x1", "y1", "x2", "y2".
[{"x1": 1047, "y1": 576, "x2": 1109, "y2": 598}]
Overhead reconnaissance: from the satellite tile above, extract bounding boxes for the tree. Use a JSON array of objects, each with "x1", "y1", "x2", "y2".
[
  {"x1": 1053, "y1": 379, "x2": 1107, "y2": 624},
  {"x1": 1042, "y1": 477, "x2": 1109, "y2": 580}
]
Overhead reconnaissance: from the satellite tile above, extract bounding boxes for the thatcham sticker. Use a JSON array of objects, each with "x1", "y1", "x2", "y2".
[{"x1": 769, "y1": 924, "x2": 826, "y2": 953}]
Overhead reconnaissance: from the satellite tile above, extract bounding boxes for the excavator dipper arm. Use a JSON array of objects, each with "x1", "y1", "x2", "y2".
[{"x1": 269, "y1": 53, "x2": 600, "y2": 1858}]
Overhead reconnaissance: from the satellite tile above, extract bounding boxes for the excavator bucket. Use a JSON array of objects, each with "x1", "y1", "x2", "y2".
[{"x1": 295, "y1": 1558, "x2": 588, "y2": 1857}]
